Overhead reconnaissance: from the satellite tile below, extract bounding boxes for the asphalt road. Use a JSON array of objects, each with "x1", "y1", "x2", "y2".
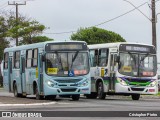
[{"x1": 0, "y1": 88, "x2": 160, "y2": 119}]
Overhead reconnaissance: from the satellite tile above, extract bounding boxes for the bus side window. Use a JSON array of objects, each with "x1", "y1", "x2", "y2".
[
  {"x1": 90, "y1": 49, "x2": 98, "y2": 67},
  {"x1": 14, "y1": 51, "x2": 20, "y2": 69},
  {"x1": 26, "y1": 50, "x2": 32, "y2": 68},
  {"x1": 98, "y1": 49, "x2": 109, "y2": 67},
  {"x1": 32, "y1": 49, "x2": 38, "y2": 67},
  {"x1": 4, "y1": 52, "x2": 9, "y2": 69}
]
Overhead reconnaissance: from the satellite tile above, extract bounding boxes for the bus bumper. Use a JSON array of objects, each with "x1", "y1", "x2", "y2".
[
  {"x1": 44, "y1": 84, "x2": 90, "y2": 95},
  {"x1": 115, "y1": 83, "x2": 158, "y2": 95}
]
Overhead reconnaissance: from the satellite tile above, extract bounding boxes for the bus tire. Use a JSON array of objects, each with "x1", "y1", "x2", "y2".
[
  {"x1": 35, "y1": 85, "x2": 43, "y2": 100},
  {"x1": 72, "y1": 95, "x2": 80, "y2": 101},
  {"x1": 97, "y1": 82, "x2": 106, "y2": 99},
  {"x1": 85, "y1": 93, "x2": 97, "y2": 99},
  {"x1": 131, "y1": 94, "x2": 140, "y2": 100},
  {"x1": 13, "y1": 83, "x2": 21, "y2": 97}
]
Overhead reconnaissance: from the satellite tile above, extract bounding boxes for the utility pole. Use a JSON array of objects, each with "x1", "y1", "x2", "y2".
[
  {"x1": 8, "y1": 1, "x2": 26, "y2": 46},
  {"x1": 151, "y1": 0, "x2": 157, "y2": 49}
]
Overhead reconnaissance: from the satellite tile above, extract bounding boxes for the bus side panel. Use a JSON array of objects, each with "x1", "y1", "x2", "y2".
[
  {"x1": 29, "y1": 68, "x2": 37, "y2": 95},
  {"x1": 3, "y1": 58, "x2": 12, "y2": 92},
  {"x1": 12, "y1": 69, "x2": 22, "y2": 93},
  {"x1": 25, "y1": 69, "x2": 30, "y2": 94},
  {"x1": 3, "y1": 69, "x2": 9, "y2": 91}
]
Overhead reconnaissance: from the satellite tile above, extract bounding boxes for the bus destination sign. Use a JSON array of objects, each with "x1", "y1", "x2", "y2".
[
  {"x1": 45, "y1": 42, "x2": 87, "y2": 51},
  {"x1": 126, "y1": 46, "x2": 150, "y2": 52},
  {"x1": 119, "y1": 44, "x2": 156, "y2": 54}
]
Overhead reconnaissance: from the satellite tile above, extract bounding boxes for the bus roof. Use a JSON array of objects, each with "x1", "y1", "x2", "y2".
[
  {"x1": 4, "y1": 40, "x2": 87, "y2": 52},
  {"x1": 88, "y1": 42, "x2": 155, "y2": 49}
]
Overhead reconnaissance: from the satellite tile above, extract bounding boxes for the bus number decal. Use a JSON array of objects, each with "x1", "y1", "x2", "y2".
[
  {"x1": 36, "y1": 67, "x2": 38, "y2": 78},
  {"x1": 122, "y1": 66, "x2": 132, "y2": 72},
  {"x1": 101, "y1": 68, "x2": 108, "y2": 77},
  {"x1": 101, "y1": 68, "x2": 104, "y2": 77},
  {"x1": 47, "y1": 68, "x2": 58, "y2": 74}
]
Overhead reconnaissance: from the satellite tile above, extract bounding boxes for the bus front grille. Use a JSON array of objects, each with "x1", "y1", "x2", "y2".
[
  {"x1": 55, "y1": 79, "x2": 81, "y2": 83},
  {"x1": 61, "y1": 88, "x2": 77, "y2": 92},
  {"x1": 131, "y1": 88, "x2": 145, "y2": 91},
  {"x1": 126, "y1": 78, "x2": 151, "y2": 83}
]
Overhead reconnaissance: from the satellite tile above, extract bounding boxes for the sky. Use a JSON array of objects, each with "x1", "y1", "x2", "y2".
[{"x1": 0, "y1": 0, "x2": 160, "y2": 61}]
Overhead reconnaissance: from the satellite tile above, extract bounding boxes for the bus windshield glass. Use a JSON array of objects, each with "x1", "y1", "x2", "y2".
[
  {"x1": 118, "y1": 52, "x2": 157, "y2": 77},
  {"x1": 45, "y1": 51, "x2": 89, "y2": 76}
]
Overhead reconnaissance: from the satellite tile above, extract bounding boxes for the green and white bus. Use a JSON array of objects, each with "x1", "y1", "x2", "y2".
[
  {"x1": 87, "y1": 42, "x2": 157, "y2": 100},
  {"x1": 3, "y1": 41, "x2": 90, "y2": 100}
]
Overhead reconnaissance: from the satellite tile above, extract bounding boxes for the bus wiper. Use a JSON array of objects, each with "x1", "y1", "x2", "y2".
[
  {"x1": 140, "y1": 53, "x2": 149, "y2": 62},
  {"x1": 128, "y1": 52, "x2": 136, "y2": 64},
  {"x1": 70, "y1": 51, "x2": 79, "y2": 70},
  {"x1": 55, "y1": 51, "x2": 63, "y2": 71}
]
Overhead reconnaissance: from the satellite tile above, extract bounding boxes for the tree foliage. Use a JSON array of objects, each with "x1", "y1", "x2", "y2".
[
  {"x1": 0, "y1": 11, "x2": 53, "y2": 62},
  {"x1": 0, "y1": 15, "x2": 10, "y2": 61},
  {"x1": 71, "y1": 27, "x2": 126, "y2": 44},
  {"x1": 19, "y1": 36, "x2": 53, "y2": 45},
  {"x1": 5, "y1": 11, "x2": 53, "y2": 45}
]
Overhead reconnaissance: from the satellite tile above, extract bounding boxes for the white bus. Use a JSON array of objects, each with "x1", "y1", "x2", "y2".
[
  {"x1": 3, "y1": 41, "x2": 91, "y2": 101},
  {"x1": 87, "y1": 42, "x2": 157, "y2": 100}
]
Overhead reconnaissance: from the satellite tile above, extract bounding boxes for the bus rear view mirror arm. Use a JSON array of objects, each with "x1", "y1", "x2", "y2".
[{"x1": 41, "y1": 55, "x2": 45, "y2": 62}]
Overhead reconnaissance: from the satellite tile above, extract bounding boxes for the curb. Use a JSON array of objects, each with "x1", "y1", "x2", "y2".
[{"x1": 0, "y1": 101, "x2": 71, "y2": 107}]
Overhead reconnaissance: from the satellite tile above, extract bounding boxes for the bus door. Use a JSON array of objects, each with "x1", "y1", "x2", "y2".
[
  {"x1": 8, "y1": 57, "x2": 12, "y2": 92},
  {"x1": 109, "y1": 53, "x2": 117, "y2": 92},
  {"x1": 38, "y1": 54, "x2": 44, "y2": 95},
  {"x1": 3, "y1": 53, "x2": 12, "y2": 92},
  {"x1": 20, "y1": 56, "x2": 26, "y2": 94}
]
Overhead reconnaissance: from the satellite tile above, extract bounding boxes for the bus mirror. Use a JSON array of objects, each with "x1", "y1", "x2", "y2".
[
  {"x1": 115, "y1": 55, "x2": 120, "y2": 63},
  {"x1": 41, "y1": 55, "x2": 45, "y2": 62}
]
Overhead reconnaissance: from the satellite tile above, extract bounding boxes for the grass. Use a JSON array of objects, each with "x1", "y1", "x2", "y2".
[{"x1": 157, "y1": 92, "x2": 160, "y2": 96}]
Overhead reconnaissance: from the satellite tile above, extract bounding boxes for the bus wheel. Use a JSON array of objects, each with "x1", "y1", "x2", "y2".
[
  {"x1": 35, "y1": 85, "x2": 43, "y2": 100},
  {"x1": 13, "y1": 83, "x2": 21, "y2": 97},
  {"x1": 72, "y1": 95, "x2": 80, "y2": 101},
  {"x1": 131, "y1": 94, "x2": 140, "y2": 100},
  {"x1": 85, "y1": 93, "x2": 97, "y2": 99},
  {"x1": 97, "y1": 82, "x2": 106, "y2": 99}
]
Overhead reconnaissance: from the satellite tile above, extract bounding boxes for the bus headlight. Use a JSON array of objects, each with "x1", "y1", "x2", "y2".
[
  {"x1": 148, "y1": 81, "x2": 156, "y2": 87},
  {"x1": 78, "y1": 80, "x2": 89, "y2": 87},
  {"x1": 117, "y1": 78, "x2": 127, "y2": 86},
  {"x1": 46, "y1": 80, "x2": 54, "y2": 87}
]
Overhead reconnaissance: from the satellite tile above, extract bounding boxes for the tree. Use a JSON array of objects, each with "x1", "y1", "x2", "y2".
[
  {"x1": 19, "y1": 36, "x2": 53, "y2": 45},
  {"x1": 5, "y1": 11, "x2": 53, "y2": 45},
  {"x1": 71, "y1": 27, "x2": 126, "y2": 44},
  {"x1": 0, "y1": 11, "x2": 53, "y2": 60},
  {"x1": 1, "y1": 12, "x2": 53, "y2": 45},
  {"x1": 0, "y1": 16, "x2": 10, "y2": 61}
]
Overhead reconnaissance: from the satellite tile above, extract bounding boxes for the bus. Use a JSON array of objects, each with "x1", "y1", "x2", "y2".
[
  {"x1": 3, "y1": 41, "x2": 90, "y2": 101},
  {"x1": 87, "y1": 42, "x2": 157, "y2": 100}
]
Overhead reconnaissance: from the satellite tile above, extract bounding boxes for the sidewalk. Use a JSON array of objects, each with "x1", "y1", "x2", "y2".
[{"x1": 0, "y1": 88, "x2": 55, "y2": 105}]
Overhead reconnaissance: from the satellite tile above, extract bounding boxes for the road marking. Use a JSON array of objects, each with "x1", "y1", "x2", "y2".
[{"x1": 0, "y1": 102, "x2": 71, "y2": 107}]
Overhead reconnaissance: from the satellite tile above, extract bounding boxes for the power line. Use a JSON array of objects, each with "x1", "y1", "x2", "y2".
[
  {"x1": 0, "y1": 2, "x2": 7, "y2": 8},
  {"x1": 8, "y1": 1, "x2": 26, "y2": 46},
  {"x1": 43, "y1": 1, "x2": 148, "y2": 35},
  {"x1": 0, "y1": 4, "x2": 8, "y2": 10},
  {"x1": 0, "y1": 0, "x2": 7, "y2": 3}
]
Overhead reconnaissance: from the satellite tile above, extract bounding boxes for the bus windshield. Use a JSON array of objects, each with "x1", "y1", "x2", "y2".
[
  {"x1": 118, "y1": 52, "x2": 157, "y2": 77},
  {"x1": 45, "y1": 51, "x2": 89, "y2": 76}
]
